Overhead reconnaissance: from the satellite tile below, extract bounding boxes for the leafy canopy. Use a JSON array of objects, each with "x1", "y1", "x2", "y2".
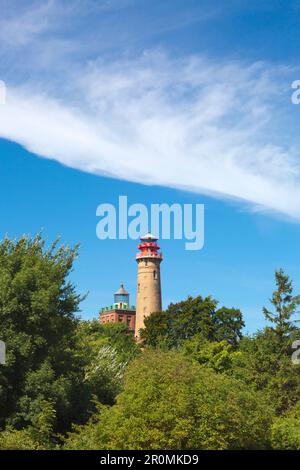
[
  {"x1": 263, "y1": 269, "x2": 300, "y2": 340},
  {"x1": 65, "y1": 350, "x2": 272, "y2": 450},
  {"x1": 0, "y1": 235, "x2": 86, "y2": 432},
  {"x1": 140, "y1": 295, "x2": 244, "y2": 349}
]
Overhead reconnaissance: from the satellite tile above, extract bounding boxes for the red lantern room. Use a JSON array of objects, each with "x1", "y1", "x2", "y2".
[{"x1": 136, "y1": 233, "x2": 163, "y2": 261}]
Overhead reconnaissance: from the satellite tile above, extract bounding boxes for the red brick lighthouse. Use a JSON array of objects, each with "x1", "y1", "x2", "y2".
[
  {"x1": 135, "y1": 233, "x2": 163, "y2": 339},
  {"x1": 99, "y1": 284, "x2": 136, "y2": 332}
]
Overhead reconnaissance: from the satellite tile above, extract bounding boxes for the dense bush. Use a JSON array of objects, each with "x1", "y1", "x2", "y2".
[
  {"x1": 65, "y1": 350, "x2": 272, "y2": 450},
  {"x1": 271, "y1": 403, "x2": 300, "y2": 449}
]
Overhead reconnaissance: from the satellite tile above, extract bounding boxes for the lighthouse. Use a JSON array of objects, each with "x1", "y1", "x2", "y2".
[
  {"x1": 135, "y1": 233, "x2": 163, "y2": 339},
  {"x1": 99, "y1": 284, "x2": 136, "y2": 332}
]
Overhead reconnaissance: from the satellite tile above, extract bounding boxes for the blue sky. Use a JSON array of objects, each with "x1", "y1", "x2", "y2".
[{"x1": 1, "y1": 0, "x2": 300, "y2": 332}]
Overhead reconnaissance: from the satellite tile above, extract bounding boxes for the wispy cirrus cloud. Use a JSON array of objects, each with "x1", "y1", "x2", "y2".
[
  {"x1": 0, "y1": 0, "x2": 60, "y2": 47},
  {"x1": 0, "y1": 1, "x2": 299, "y2": 219}
]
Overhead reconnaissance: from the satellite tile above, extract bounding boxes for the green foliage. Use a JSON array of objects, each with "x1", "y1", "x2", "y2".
[
  {"x1": 0, "y1": 428, "x2": 44, "y2": 450},
  {"x1": 63, "y1": 401, "x2": 108, "y2": 450},
  {"x1": 0, "y1": 239, "x2": 298, "y2": 451},
  {"x1": 271, "y1": 402, "x2": 300, "y2": 449},
  {"x1": 263, "y1": 269, "x2": 300, "y2": 340},
  {"x1": 182, "y1": 335, "x2": 241, "y2": 373},
  {"x1": 0, "y1": 235, "x2": 88, "y2": 433},
  {"x1": 76, "y1": 321, "x2": 140, "y2": 405},
  {"x1": 0, "y1": 399, "x2": 56, "y2": 449},
  {"x1": 230, "y1": 273, "x2": 300, "y2": 417},
  {"x1": 76, "y1": 321, "x2": 139, "y2": 363},
  {"x1": 65, "y1": 350, "x2": 272, "y2": 450},
  {"x1": 140, "y1": 296, "x2": 244, "y2": 349},
  {"x1": 84, "y1": 344, "x2": 129, "y2": 404},
  {"x1": 0, "y1": 235, "x2": 141, "y2": 448},
  {"x1": 231, "y1": 329, "x2": 300, "y2": 415}
]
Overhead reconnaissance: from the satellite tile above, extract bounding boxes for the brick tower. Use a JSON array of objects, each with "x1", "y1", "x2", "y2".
[
  {"x1": 135, "y1": 233, "x2": 163, "y2": 339},
  {"x1": 99, "y1": 284, "x2": 136, "y2": 332}
]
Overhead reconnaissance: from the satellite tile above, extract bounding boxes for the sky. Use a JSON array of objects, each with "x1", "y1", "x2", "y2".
[{"x1": 0, "y1": 0, "x2": 300, "y2": 332}]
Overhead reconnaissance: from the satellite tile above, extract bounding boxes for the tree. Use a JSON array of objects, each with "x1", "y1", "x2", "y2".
[
  {"x1": 140, "y1": 296, "x2": 244, "y2": 349},
  {"x1": 0, "y1": 399, "x2": 56, "y2": 449},
  {"x1": 231, "y1": 330, "x2": 300, "y2": 415},
  {"x1": 212, "y1": 307, "x2": 244, "y2": 346},
  {"x1": 263, "y1": 269, "x2": 300, "y2": 341},
  {"x1": 0, "y1": 235, "x2": 88, "y2": 433},
  {"x1": 229, "y1": 270, "x2": 300, "y2": 416},
  {"x1": 65, "y1": 350, "x2": 272, "y2": 450},
  {"x1": 76, "y1": 321, "x2": 140, "y2": 405},
  {"x1": 271, "y1": 402, "x2": 300, "y2": 449},
  {"x1": 182, "y1": 336, "x2": 241, "y2": 373}
]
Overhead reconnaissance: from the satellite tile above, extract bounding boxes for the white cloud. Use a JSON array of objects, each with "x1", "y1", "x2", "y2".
[
  {"x1": 0, "y1": 0, "x2": 299, "y2": 219},
  {"x1": 0, "y1": 52, "x2": 299, "y2": 219}
]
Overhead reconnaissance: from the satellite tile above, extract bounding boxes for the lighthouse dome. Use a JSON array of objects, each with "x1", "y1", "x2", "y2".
[
  {"x1": 114, "y1": 284, "x2": 129, "y2": 295},
  {"x1": 114, "y1": 284, "x2": 129, "y2": 305},
  {"x1": 140, "y1": 232, "x2": 158, "y2": 241}
]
